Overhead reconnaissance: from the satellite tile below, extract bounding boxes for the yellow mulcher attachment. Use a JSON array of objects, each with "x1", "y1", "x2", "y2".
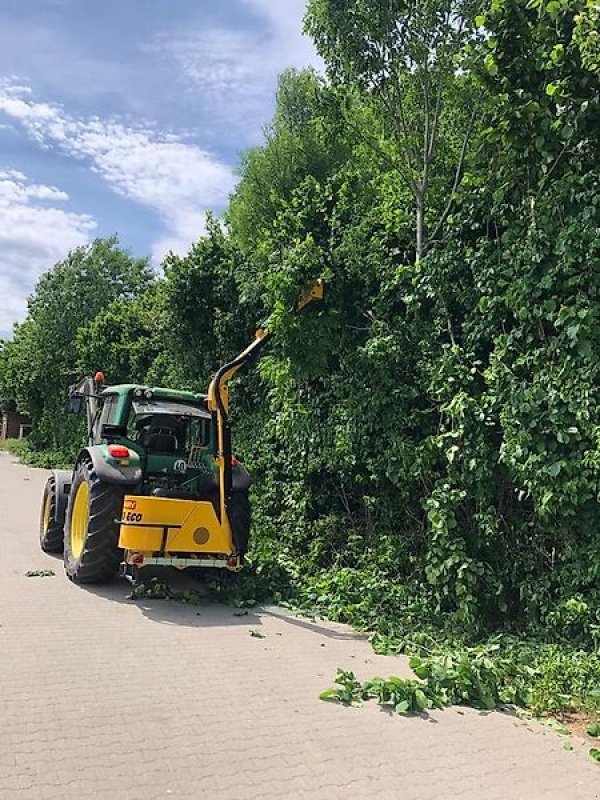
[{"x1": 117, "y1": 280, "x2": 324, "y2": 576}]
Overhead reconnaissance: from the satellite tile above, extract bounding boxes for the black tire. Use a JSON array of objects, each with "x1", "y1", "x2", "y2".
[
  {"x1": 39, "y1": 476, "x2": 65, "y2": 554},
  {"x1": 63, "y1": 458, "x2": 124, "y2": 584},
  {"x1": 229, "y1": 491, "x2": 251, "y2": 557}
]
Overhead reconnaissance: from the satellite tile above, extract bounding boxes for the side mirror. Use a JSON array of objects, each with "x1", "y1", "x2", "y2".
[{"x1": 68, "y1": 395, "x2": 82, "y2": 414}]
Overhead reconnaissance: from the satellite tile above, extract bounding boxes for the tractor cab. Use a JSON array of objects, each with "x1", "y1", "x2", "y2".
[
  {"x1": 127, "y1": 397, "x2": 210, "y2": 461},
  {"x1": 92, "y1": 385, "x2": 236, "y2": 502},
  {"x1": 39, "y1": 280, "x2": 324, "y2": 584}
]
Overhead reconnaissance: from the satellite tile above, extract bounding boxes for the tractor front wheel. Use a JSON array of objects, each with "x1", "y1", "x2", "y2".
[
  {"x1": 63, "y1": 459, "x2": 124, "y2": 583},
  {"x1": 39, "y1": 476, "x2": 64, "y2": 554}
]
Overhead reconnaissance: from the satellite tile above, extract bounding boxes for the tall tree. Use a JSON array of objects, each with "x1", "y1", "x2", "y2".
[
  {"x1": 0, "y1": 237, "x2": 152, "y2": 453},
  {"x1": 305, "y1": 0, "x2": 483, "y2": 260}
]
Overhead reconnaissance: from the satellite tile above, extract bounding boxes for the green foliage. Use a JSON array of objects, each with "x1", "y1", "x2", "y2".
[
  {"x1": 410, "y1": 645, "x2": 532, "y2": 709},
  {"x1": 131, "y1": 578, "x2": 171, "y2": 600},
  {"x1": 25, "y1": 569, "x2": 55, "y2": 578},
  {"x1": 76, "y1": 287, "x2": 164, "y2": 385},
  {"x1": 322, "y1": 639, "x2": 600, "y2": 717},
  {"x1": 305, "y1": 0, "x2": 485, "y2": 259},
  {"x1": 130, "y1": 578, "x2": 206, "y2": 605},
  {"x1": 319, "y1": 669, "x2": 364, "y2": 705},
  {"x1": 1, "y1": 0, "x2": 599, "y2": 717},
  {"x1": 0, "y1": 237, "x2": 152, "y2": 458},
  {"x1": 319, "y1": 668, "x2": 444, "y2": 714},
  {"x1": 0, "y1": 438, "x2": 71, "y2": 469}
]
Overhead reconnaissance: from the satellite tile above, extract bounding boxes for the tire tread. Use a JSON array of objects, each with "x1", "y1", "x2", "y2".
[
  {"x1": 63, "y1": 459, "x2": 124, "y2": 583},
  {"x1": 40, "y1": 476, "x2": 64, "y2": 554}
]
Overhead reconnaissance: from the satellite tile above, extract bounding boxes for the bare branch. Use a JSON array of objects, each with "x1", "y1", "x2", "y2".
[
  {"x1": 534, "y1": 144, "x2": 569, "y2": 203},
  {"x1": 428, "y1": 99, "x2": 480, "y2": 247},
  {"x1": 422, "y1": 71, "x2": 431, "y2": 178},
  {"x1": 379, "y1": 95, "x2": 418, "y2": 192},
  {"x1": 427, "y1": 83, "x2": 443, "y2": 162},
  {"x1": 384, "y1": 53, "x2": 425, "y2": 170}
]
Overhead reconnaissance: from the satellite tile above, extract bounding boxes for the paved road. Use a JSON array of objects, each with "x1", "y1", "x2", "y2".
[{"x1": 0, "y1": 453, "x2": 598, "y2": 800}]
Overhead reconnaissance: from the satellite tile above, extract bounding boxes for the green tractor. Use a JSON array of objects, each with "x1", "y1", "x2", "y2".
[{"x1": 39, "y1": 281, "x2": 323, "y2": 584}]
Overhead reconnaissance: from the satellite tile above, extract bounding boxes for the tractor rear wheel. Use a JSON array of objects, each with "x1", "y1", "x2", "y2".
[
  {"x1": 63, "y1": 458, "x2": 124, "y2": 584},
  {"x1": 229, "y1": 490, "x2": 251, "y2": 558},
  {"x1": 39, "y1": 476, "x2": 64, "y2": 554}
]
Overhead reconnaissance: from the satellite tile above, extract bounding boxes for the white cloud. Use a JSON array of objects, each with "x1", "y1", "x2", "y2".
[
  {"x1": 242, "y1": 0, "x2": 317, "y2": 63},
  {"x1": 0, "y1": 169, "x2": 96, "y2": 334},
  {"x1": 0, "y1": 81, "x2": 235, "y2": 263},
  {"x1": 152, "y1": 0, "x2": 321, "y2": 136},
  {"x1": 0, "y1": 4, "x2": 320, "y2": 332}
]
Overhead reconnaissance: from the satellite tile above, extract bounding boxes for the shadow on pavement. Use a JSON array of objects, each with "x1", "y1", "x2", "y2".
[
  {"x1": 73, "y1": 568, "x2": 263, "y2": 629},
  {"x1": 371, "y1": 700, "x2": 439, "y2": 722},
  {"x1": 72, "y1": 569, "x2": 367, "y2": 640},
  {"x1": 260, "y1": 607, "x2": 369, "y2": 642}
]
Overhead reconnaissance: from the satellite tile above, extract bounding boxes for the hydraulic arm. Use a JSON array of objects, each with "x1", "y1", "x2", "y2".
[{"x1": 207, "y1": 280, "x2": 324, "y2": 534}]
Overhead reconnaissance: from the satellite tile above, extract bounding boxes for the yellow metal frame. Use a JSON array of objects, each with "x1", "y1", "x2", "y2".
[
  {"x1": 118, "y1": 494, "x2": 231, "y2": 555},
  {"x1": 207, "y1": 328, "x2": 268, "y2": 539},
  {"x1": 295, "y1": 279, "x2": 324, "y2": 312},
  {"x1": 207, "y1": 279, "x2": 324, "y2": 545}
]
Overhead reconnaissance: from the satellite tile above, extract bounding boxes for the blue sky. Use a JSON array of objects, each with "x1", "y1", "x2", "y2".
[{"x1": 0, "y1": 0, "x2": 319, "y2": 336}]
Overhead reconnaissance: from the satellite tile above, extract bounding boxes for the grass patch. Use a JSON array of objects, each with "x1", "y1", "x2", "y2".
[
  {"x1": 0, "y1": 438, "x2": 71, "y2": 469},
  {"x1": 0, "y1": 438, "x2": 18, "y2": 452}
]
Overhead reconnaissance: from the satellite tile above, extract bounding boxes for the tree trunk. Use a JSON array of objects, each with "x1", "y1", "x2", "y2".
[{"x1": 415, "y1": 189, "x2": 425, "y2": 262}]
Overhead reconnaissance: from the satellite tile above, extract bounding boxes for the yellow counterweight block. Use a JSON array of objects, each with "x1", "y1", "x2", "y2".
[{"x1": 118, "y1": 495, "x2": 233, "y2": 555}]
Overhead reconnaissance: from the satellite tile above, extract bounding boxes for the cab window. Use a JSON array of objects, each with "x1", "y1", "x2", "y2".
[{"x1": 97, "y1": 395, "x2": 119, "y2": 434}]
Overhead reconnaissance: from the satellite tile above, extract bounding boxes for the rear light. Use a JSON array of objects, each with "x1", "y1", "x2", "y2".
[
  {"x1": 108, "y1": 444, "x2": 130, "y2": 459},
  {"x1": 231, "y1": 456, "x2": 238, "y2": 467}
]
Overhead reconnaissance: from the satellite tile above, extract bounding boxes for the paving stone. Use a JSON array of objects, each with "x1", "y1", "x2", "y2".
[{"x1": 0, "y1": 453, "x2": 598, "y2": 799}]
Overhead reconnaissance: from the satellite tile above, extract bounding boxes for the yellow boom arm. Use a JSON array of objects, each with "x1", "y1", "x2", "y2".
[{"x1": 207, "y1": 280, "x2": 324, "y2": 544}]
